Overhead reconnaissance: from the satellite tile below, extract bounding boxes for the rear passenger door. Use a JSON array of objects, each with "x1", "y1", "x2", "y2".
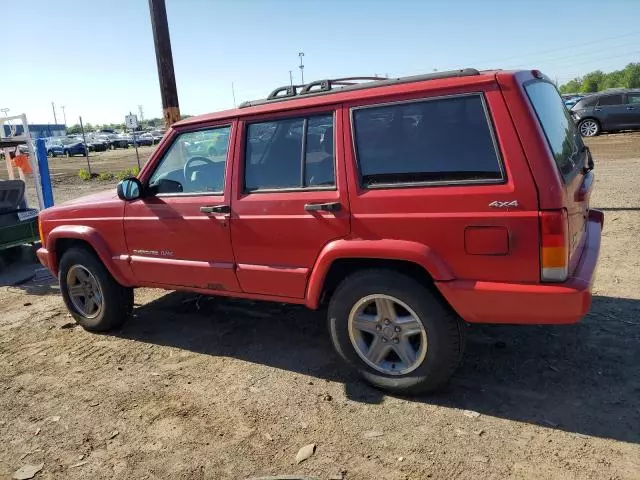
[
  {"x1": 595, "y1": 93, "x2": 626, "y2": 129},
  {"x1": 343, "y1": 88, "x2": 540, "y2": 284},
  {"x1": 230, "y1": 106, "x2": 350, "y2": 299}
]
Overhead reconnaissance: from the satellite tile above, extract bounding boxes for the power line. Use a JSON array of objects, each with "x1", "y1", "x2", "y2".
[
  {"x1": 539, "y1": 49, "x2": 640, "y2": 71},
  {"x1": 506, "y1": 43, "x2": 640, "y2": 69},
  {"x1": 442, "y1": 30, "x2": 640, "y2": 71},
  {"x1": 470, "y1": 30, "x2": 640, "y2": 67}
]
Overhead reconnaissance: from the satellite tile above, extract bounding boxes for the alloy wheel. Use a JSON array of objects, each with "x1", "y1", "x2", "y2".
[
  {"x1": 66, "y1": 265, "x2": 104, "y2": 319},
  {"x1": 348, "y1": 294, "x2": 428, "y2": 375},
  {"x1": 580, "y1": 120, "x2": 598, "y2": 137}
]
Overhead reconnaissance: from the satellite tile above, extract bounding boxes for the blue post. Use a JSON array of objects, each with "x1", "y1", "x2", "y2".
[{"x1": 35, "y1": 138, "x2": 54, "y2": 208}]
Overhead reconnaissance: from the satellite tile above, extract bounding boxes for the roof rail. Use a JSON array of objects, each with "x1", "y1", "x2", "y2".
[{"x1": 239, "y1": 69, "x2": 480, "y2": 108}]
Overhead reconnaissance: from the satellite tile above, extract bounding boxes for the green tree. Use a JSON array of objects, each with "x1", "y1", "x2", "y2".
[
  {"x1": 601, "y1": 70, "x2": 625, "y2": 90},
  {"x1": 559, "y1": 62, "x2": 640, "y2": 93},
  {"x1": 622, "y1": 62, "x2": 640, "y2": 88},
  {"x1": 580, "y1": 70, "x2": 605, "y2": 93},
  {"x1": 66, "y1": 124, "x2": 82, "y2": 134},
  {"x1": 559, "y1": 79, "x2": 581, "y2": 94}
]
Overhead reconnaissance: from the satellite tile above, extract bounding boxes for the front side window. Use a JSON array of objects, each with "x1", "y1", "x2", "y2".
[
  {"x1": 245, "y1": 114, "x2": 335, "y2": 191},
  {"x1": 149, "y1": 126, "x2": 230, "y2": 194},
  {"x1": 597, "y1": 94, "x2": 623, "y2": 107},
  {"x1": 352, "y1": 94, "x2": 503, "y2": 187},
  {"x1": 525, "y1": 81, "x2": 584, "y2": 180}
]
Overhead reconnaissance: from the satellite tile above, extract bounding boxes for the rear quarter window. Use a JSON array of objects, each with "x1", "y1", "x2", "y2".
[
  {"x1": 524, "y1": 81, "x2": 584, "y2": 181},
  {"x1": 351, "y1": 94, "x2": 503, "y2": 188}
]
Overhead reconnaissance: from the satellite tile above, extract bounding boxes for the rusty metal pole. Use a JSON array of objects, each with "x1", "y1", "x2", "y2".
[{"x1": 148, "y1": 0, "x2": 180, "y2": 128}]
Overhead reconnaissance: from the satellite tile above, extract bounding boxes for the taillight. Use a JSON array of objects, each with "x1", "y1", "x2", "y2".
[{"x1": 540, "y1": 210, "x2": 568, "y2": 282}]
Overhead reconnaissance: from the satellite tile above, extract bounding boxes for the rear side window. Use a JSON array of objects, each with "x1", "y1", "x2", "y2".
[
  {"x1": 575, "y1": 96, "x2": 597, "y2": 108},
  {"x1": 597, "y1": 94, "x2": 623, "y2": 106},
  {"x1": 245, "y1": 114, "x2": 335, "y2": 191},
  {"x1": 626, "y1": 93, "x2": 640, "y2": 104},
  {"x1": 524, "y1": 81, "x2": 584, "y2": 180},
  {"x1": 351, "y1": 94, "x2": 503, "y2": 188}
]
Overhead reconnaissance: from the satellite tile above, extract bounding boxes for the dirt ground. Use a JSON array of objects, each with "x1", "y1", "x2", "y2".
[{"x1": 1, "y1": 134, "x2": 639, "y2": 480}]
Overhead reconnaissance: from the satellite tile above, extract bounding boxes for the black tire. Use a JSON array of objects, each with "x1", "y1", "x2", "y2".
[
  {"x1": 328, "y1": 269, "x2": 465, "y2": 394},
  {"x1": 578, "y1": 118, "x2": 600, "y2": 137},
  {"x1": 59, "y1": 247, "x2": 133, "y2": 332}
]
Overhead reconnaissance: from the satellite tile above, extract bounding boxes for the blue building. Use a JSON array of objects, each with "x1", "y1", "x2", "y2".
[{"x1": 2, "y1": 124, "x2": 66, "y2": 139}]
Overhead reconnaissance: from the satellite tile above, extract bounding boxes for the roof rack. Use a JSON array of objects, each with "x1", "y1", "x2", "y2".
[{"x1": 239, "y1": 68, "x2": 480, "y2": 108}]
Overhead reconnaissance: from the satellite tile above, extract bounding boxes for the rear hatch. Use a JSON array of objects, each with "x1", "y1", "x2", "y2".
[{"x1": 523, "y1": 80, "x2": 592, "y2": 279}]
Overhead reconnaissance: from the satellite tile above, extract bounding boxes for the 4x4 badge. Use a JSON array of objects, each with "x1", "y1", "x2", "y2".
[{"x1": 488, "y1": 200, "x2": 519, "y2": 208}]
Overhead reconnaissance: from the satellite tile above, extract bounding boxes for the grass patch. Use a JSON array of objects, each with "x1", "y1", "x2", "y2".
[
  {"x1": 115, "y1": 166, "x2": 140, "y2": 180},
  {"x1": 78, "y1": 168, "x2": 91, "y2": 181},
  {"x1": 78, "y1": 166, "x2": 140, "y2": 182},
  {"x1": 98, "y1": 172, "x2": 115, "y2": 181}
]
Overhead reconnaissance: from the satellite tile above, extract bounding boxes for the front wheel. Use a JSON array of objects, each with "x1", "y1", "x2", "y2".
[
  {"x1": 328, "y1": 270, "x2": 465, "y2": 394},
  {"x1": 59, "y1": 247, "x2": 133, "y2": 332},
  {"x1": 579, "y1": 118, "x2": 600, "y2": 137}
]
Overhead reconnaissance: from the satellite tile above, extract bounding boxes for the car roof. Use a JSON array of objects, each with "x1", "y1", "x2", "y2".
[{"x1": 174, "y1": 68, "x2": 507, "y2": 128}]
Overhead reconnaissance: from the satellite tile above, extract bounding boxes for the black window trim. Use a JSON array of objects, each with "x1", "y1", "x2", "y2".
[
  {"x1": 242, "y1": 111, "x2": 337, "y2": 194},
  {"x1": 349, "y1": 92, "x2": 506, "y2": 190},
  {"x1": 148, "y1": 123, "x2": 233, "y2": 198}
]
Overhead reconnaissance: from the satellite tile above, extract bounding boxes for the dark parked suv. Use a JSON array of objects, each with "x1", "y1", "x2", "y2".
[{"x1": 571, "y1": 89, "x2": 640, "y2": 136}]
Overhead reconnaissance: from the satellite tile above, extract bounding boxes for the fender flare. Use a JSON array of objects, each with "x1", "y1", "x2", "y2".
[
  {"x1": 46, "y1": 225, "x2": 133, "y2": 286},
  {"x1": 305, "y1": 238, "x2": 454, "y2": 309}
]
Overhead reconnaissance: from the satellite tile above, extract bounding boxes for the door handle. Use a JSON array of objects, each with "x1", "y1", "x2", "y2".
[
  {"x1": 200, "y1": 204, "x2": 230, "y2": 214},
  {"x1": 304, "y1": 202, "x2": 341, "y2": 212},
  {"x1": 627, "y1": 106, "x2": 635, "y2": 110}
]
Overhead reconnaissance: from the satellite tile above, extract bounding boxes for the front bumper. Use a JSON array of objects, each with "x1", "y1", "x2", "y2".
[
  {"x1": 37, "y1": 247, "x2": 52, "y2": 273},
  {"x1": 437, "y1": 209, "x2": 604, "y2": 325}
]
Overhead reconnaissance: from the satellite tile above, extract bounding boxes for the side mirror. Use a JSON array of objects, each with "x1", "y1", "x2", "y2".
[{"x1": 117, "y1": 177, "x2": 142, "y2": 201}]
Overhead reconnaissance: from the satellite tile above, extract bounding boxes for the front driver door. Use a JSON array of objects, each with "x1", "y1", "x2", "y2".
[{"x1": 124, "y1": 124, "x2": 240, "y2": 292}]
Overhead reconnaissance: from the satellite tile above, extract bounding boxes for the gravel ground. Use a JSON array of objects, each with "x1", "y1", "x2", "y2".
[{"x1": 0, "y1": 133, "x2": 639, "y2": 480}]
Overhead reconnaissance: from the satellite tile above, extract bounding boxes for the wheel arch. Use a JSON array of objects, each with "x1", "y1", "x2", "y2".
[
  {"x1": 305, "y1": 239, "x2": 454, "y2": 309},
  {"x1": 47, "y1": 226, "x2": 133, "y2": 286},
  {"x1": 578, "y1": 117, "x2": 601, "y2": 134}
]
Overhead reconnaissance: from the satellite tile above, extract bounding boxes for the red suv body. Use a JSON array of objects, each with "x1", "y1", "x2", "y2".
[{"x1": 37, "y1": 69, "x2": 603, "y2": 393}]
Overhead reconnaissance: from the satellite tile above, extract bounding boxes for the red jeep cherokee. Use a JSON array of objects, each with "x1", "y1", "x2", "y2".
[{"x1": 37, "y1": 69, "x2": 603, "y2": 393}]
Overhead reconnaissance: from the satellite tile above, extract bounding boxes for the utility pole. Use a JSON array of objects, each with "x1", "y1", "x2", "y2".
[
  {"x1": 298, "y1": 52, "x2": 305, "y2": 84},
  {"x1": 79, "y1": 116, "x2": 90, "y2": 175},
  {"x1": 289, "y1": 70, "x2": 293, "y2": 87},
  {"x1": 231, "y1": 82, "x2": 236, "y2": 108},
  {"x1": 138, "y1": 105, "x2": 144, "y2": 124},
  {"x1": 51, "y1": 102, "x2": 58, "y2": 125},
  {"x1": 61, "y1": 106, "x2": 67, "y2": 126},
  {"x1": 148, "y1": 0, "x2": 180, "y2": 127}
]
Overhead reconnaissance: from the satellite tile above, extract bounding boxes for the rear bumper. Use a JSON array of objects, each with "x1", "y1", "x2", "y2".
[{"x1": 437, "y1": 210, "x2": 604, "y2": 325}]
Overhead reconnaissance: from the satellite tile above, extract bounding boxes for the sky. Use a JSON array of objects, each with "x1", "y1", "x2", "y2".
[{"x1": 2, "y1": 0, "x2": 640, "y2": 126}]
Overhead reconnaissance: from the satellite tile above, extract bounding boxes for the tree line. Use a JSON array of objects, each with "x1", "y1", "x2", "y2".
[
  {"x1": 559, "y1": 63, "x2": 640, "y2": 94},
  {"x1": 65, "y1": 115, "x2": 192, "y2": 135}
]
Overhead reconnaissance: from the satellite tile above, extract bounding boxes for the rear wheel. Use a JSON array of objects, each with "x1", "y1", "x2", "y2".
[
  {"x1": 328, "y1": 270, "x2": 465, "y2": 394},
  {"x1": 579, "y1": 118, "x2": 600, "y2": 137},
  {"x1": 59, "y1": 247, "x2": 133, "y2": 332}
]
